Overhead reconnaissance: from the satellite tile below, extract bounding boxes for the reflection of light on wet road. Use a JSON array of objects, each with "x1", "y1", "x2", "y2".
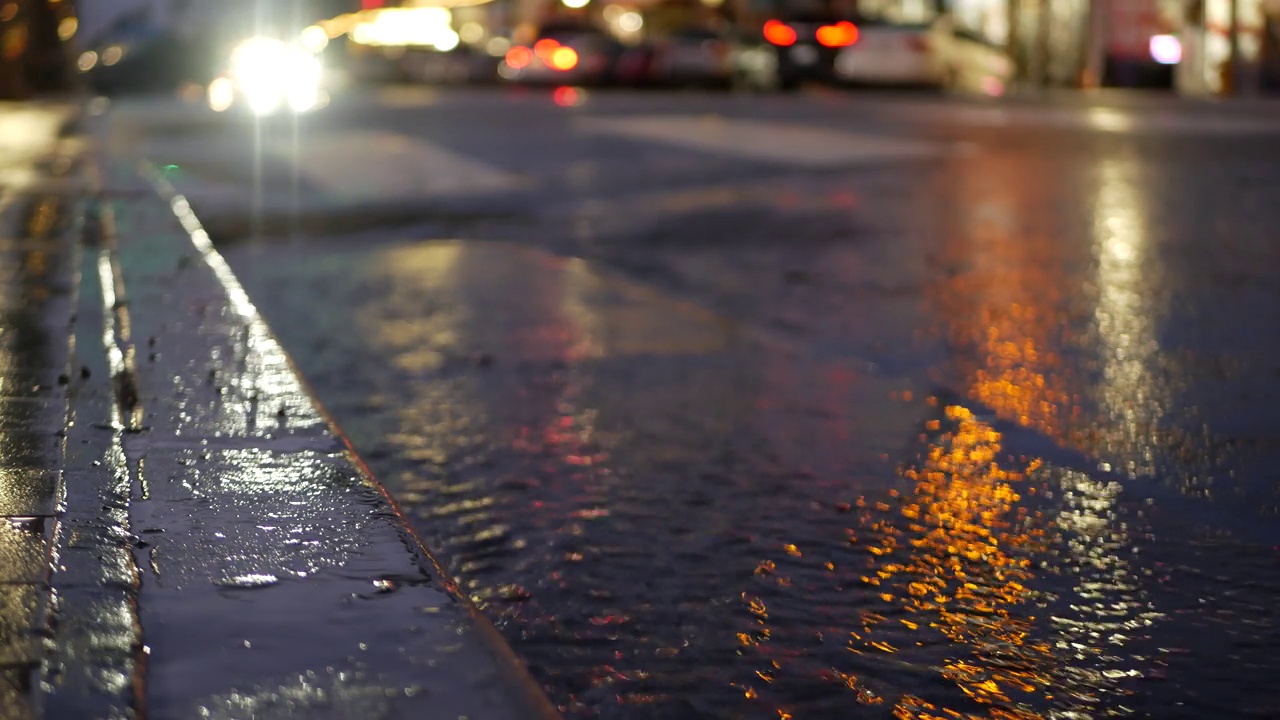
[
  {"x1": 1092, "y1": 157, "x2": 1165, "y2": 477},
  {"x1": 946, "y1": 156, "x2": 1071, "y2": 438},
  {"x1": 1044, "y1": 468, "x2": 1156, "y2": 715},
  {"x1": 915, "y1": 151, "x2": 1170, "y2": 716},
  {"x1": 853, "y1": 405, "x2": 1051, "y2": 715}
]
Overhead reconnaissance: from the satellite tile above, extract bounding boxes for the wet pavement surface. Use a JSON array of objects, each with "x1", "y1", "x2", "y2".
[
  {"x1": 0, "y1": 102, "x2": 556, "y2": 718},
  {"x1": 185, "y1": 88, "x2": 1280, "y2": 718},
  {"x1": 0, "y1": 105, "x2": 79, "y2": 720}
]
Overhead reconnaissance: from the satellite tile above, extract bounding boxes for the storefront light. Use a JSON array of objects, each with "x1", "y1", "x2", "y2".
[{"x1": 1149, "y1": 34, "x2": 1181, "y2": 65}]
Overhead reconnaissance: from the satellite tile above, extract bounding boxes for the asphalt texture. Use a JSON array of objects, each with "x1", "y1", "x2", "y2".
[{"x1": 115, "y1": 86, "x2": 1280, "y2": 718}]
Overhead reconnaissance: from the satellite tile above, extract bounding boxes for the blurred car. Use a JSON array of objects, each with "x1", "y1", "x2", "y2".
[
  {"x1": 613, "y1": 42, "x2": 662, "y2": 87},
  {"x1": 402, "y1": 46, "x2": 502, "y2": 85},
  {"x1": 830, "y1": 18, "x2": 945, "y2": 86},
  {"x1": 941, "y1": 26, "x2": 1017, "y2": 94},
  {"x1": 653, "y1": 28, "x2": 733, "y2": 87},
  {"x1": 734, "y1": 12, "x2": 858, "y2": 91},
  {"x1": 500, "y1": 27, "x2": 624, "y2": 86},
  {"x1": 833, "y1": 18, "x2": 1013, "y2": 91},
  {"x1": 205, "y1": 37, "x2": 328, "y2": 116},
  {"x1": 732, "y1": 14, "x2": 1014, "y2": 93}
]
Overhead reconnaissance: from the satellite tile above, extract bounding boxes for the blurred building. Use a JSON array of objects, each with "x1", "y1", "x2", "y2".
[{"x1": 0, "y1": 0, "x2": 74, "y2": 99}]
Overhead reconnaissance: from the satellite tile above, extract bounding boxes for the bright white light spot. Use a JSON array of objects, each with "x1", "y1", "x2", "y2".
[
  {"x1": 618, "y1": 11, "x2": 643, "y2": 33},
  {"x1": 434, "y1": 30, "x2": 460, "y2": 52},
  {"x1": 228, "y1": 38, "x2": 323, "y2": 116},
  {"x1": 77, "y1": 51, "x2": 98, "y2": 72},
  {"x1": 288, "y1": 82, "x2": 320, "y2": 112},
  {"x1": 301, "y1": 25, "x2": 329, "y2": 54},
  {"x1": 208, "y1": 77, "x2": 235, "y2": 112},
  {"x1": 1149, "y1": 34, "x2": 1181, "y2": 65},
  {"x1": 247, "y1": 86, "x2": 283, "y2": 116},
  {"x1": 351, "y1": 7, "x2": 453, "y2": 47},
  {"x1": 563, "y1": 0, "x2": 590, "y2": 7}
]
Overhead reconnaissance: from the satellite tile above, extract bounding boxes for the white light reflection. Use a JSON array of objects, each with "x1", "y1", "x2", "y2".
[
  {"x1": 1088, "y1": 108, "x2": 1135, "y2": 134},
  {"x1": 1092, "y1": 157, "x2": 1165, "y2": 477},
  {"x1": 1046, "y1": 467, "x2": 1159, "y2": 716}
]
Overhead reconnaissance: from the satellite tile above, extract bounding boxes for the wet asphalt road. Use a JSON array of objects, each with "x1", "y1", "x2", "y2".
[{"x1": 201, "y1": 87, "x2": 1280, "y2": 718}]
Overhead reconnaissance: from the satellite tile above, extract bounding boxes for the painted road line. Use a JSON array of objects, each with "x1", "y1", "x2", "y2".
[
  {"x1": 579, "y1": 115, "x2": 943, "y2": 168},
  {"x1": 877, "y1": 100, "x2": 1280, "y2": 135},
  {"x1": 272, "y1": 130, "x2": 528, "y2": 202}
]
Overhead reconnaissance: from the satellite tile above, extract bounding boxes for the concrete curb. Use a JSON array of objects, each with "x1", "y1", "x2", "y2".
[{"x1": 38, "y1": 119, "x2": 559, "y2": 718}]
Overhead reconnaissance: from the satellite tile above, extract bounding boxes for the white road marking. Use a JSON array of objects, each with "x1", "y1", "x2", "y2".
[
  {"x1": 275, "y1": 130, "x2": 526, "y2": 201},
  {"x1": 580, "y1": 115, "x2": 943, "y2": 167},
  {"x1": 881, "y1": 100, "x2": 1280, "y2": 135}
]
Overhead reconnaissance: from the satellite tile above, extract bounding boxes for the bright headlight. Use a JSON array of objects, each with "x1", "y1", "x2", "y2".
[{"x1": 227, "y1": 37, "x2": 323, "y2": 116}]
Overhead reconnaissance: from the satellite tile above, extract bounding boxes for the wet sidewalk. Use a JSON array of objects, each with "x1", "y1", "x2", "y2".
[
  {"x1": 0, "y1": 102, "x2": 79, "y2": 718},
  {"x1": 0, "y1": 104, "x2": 557, "y2": 718}
]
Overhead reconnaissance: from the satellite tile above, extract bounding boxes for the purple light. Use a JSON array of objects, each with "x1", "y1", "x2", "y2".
[{"x1": 1150, "y1": 34, "x2": 1182, "y2": 65}]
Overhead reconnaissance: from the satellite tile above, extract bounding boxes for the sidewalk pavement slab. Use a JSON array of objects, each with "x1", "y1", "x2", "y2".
[{"x1": 0, "y1": 102, "x2": 558, "y2": 719}]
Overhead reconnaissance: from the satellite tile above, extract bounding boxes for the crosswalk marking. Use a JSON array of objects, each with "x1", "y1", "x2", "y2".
[
  {"x1": 274, "y1": 130, "x2": 526, "y2": 202},
  {"x1": 580, "y1": 115, "x2": 943, "y2": 168},
  {"x1": 877, "y1": 99, "x2": 1280, "y2": 135}
]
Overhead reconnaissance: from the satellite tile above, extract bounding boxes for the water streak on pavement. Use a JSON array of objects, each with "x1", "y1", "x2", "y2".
[{"x1": 224, "y1": 93, "x2": 1280, "y2": 719}]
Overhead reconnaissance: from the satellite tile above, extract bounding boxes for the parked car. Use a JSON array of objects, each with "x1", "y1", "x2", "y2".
[
  {"x1": 732, "y1": 12, "x2": 857, "y2": 91},
  {"x1": 732, "y1": 13, "x2": 1013, "y2": 93},
  {"x1": 652, "y1": 28, "x2": 733, "y2": 88},
  {"x1": 942, "y1": 26, "x2": 1017, "y2": 94},
  {"x1": 830, "y1": 18, "x2": 946, "y2": 86},
  {"x1": 499, "y1": 27, "x2": 625, "y2": 86},
  {"x1": 402, "y1": 46, "x2": 501, "y2": 85},
  {"x1": 833, "y1": 18, "x2": 1013, "y2": 91}
]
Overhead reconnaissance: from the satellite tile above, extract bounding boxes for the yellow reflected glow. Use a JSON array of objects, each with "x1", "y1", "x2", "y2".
[
  {"x1": 57, "y1": 15, "x2": 78, "y2": 40},
  {"x1": 855, "y1": 406, "x2": 1052, "y2": 713}
]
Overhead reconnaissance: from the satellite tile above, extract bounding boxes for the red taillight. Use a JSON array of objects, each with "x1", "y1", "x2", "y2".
[
  {"x1": 763, "y1": 19, "x2": 797, "y2": 47},
  {"x1": 534, "y1": 38, "x2": 560, "y2": 63},
  {"x1": 816, "y1": 21, "x2": 858, "y2": 48},
  {"x1": 505, "y1": 46, "x2": 532, "y2": 69}
]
